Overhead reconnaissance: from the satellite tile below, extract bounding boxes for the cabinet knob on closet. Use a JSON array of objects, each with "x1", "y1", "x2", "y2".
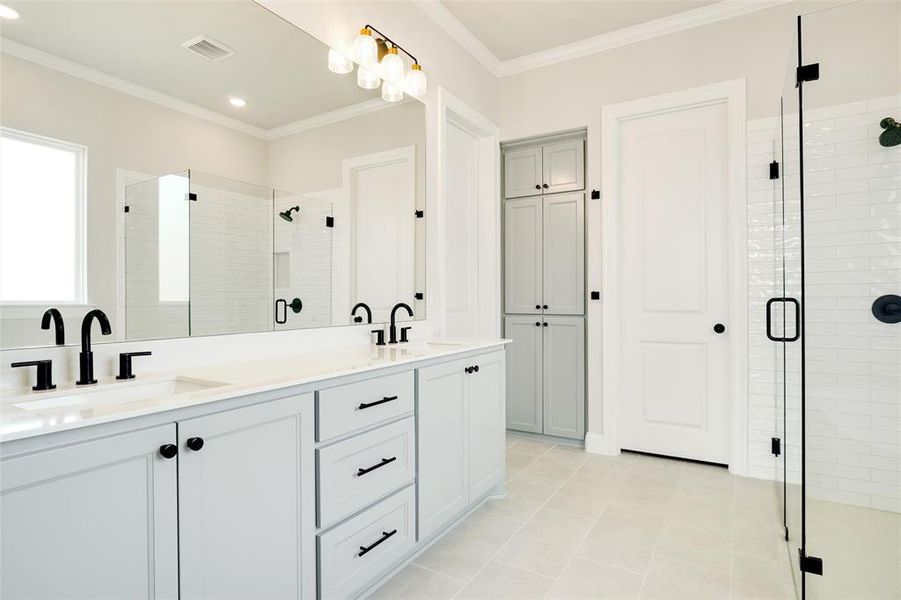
[
  {"x1": 186, "y1": 437, "x2": 204, "y2": 451},
  {"x1": 713, "y1": 323, "x2": 726, "y2": 334},
  {"x1": 465, "y1": 366, "x2": 474, "y2": 374},
  {"x1": 159, "y1": 444, "x2": 177, "y2": 459},
  {"x1": 542, "y1": 304, "x2": 548, "y2": 310},
  {"x1": 543, "y1": 322, "x2": 548, "y2": 327},
  {"x1": 535, "y1": 304, "x2": 541, "y2": 309},
  {"x1": 473, "y1": 365, "x2": 479, "y2": 373},
  {"x1": 535, "y1": 322, "x2": 541, "y2": 327},
  {"x1": 542, "y1": 183, "x2": 549, "y2": 189},
  {"x1": 535, "y1": 184, "x2": 541, "y2": 190}
]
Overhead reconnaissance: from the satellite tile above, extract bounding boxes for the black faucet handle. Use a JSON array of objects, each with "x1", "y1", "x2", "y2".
[
  {"x1": 371, "y1": 329, "x2": 386, "y2": 346},
  {"x1": 400, "y1": 327, "x2": 412, "y2": 343},
  {"x1": 11, "y1": 360, "x2": 55, "y2": 391},
  {"x1": 117, "y1": 351, "x2": 152, "y2": 380}
]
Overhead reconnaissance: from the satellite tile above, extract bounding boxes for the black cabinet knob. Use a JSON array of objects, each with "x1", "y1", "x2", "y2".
[
  {"x1": 713, "y1": 323, "x2": 726, "y2": 334},
  {"x1": 159, "y1": 444, "x2": 177, "y2": 459},
  {"x1": 465, "y1": 366, "x2": 473, "y2": 374},
  {"x1": 542, "y1": 305, "x2": 548, "y2": 310},
  {"x1": 534, "y1": 184, "x2": 541, "y2": 190},
  {"x1": 473, "y1": 365, "x2": 479, "y2": 373},
  {"x1": 543, "y1": 322, "x2": 548, "y2": 327},
  {"x1": 535, "y1": 322, "x2": 541, "y2": 327},
  {"x1": 542, "y1": 183, "x2": 549, "y2": 189},
  {"x1": 535, "y1": 304, "x2": 541, "y2": 309},
  {"x1": 186, "y1": 437, "x2": 204, "y2": 451}
]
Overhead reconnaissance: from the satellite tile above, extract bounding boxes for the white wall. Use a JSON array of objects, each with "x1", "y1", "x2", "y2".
[{"x1": 496, "y1": 0, "x2": 900, "y2": 452}]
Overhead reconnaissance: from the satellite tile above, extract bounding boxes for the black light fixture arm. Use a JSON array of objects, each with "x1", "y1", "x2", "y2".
[{"x1": 364, "y1": 24, "x2": 419, "y2": 65}]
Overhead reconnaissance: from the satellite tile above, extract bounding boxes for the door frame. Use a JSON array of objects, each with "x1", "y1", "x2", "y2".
[
  {"x1": 435, "y1": 87, "x2": 501, "y2": 338},
  {"x1": 599, "y1": 79, "x2": 749, "y2": 475}
]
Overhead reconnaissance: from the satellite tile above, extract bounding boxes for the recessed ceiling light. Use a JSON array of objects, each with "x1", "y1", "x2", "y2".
[
  {"x1": 0, "y1": 4, "x2": 20, "y2": 19},
  {"x1": 228, "y1": 97, "x2": 246, "y2": 108}
]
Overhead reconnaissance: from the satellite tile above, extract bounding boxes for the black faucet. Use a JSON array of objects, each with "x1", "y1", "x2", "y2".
[
  {"x1": 77, "y1": 309, "x2": 112, "y2": 385},
  {"x1": 41, "y1": 307, "x2": 65, "y2": 345},
  {"x1": 352, "y1": 302, "x2": 373, "y2": 324},
  {"x1": 388, "y1": 302, "x2": 414, "y2": 344}
]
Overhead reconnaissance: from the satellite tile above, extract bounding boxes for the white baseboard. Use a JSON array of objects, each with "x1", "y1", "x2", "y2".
[{"x1": 584, "y1": 432, "x2": 618, "y2": 455}]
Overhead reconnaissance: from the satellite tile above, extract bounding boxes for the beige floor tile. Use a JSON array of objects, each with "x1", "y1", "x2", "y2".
[
  {"x1": 627, "y1": 455, "x2": 686, "y2": 486},
  {"x1": 456, "y1": 561, "x2": 555, "y2": 600},
  {"x1": 610, "y1": 478, "x2": 677, "y2": 515},
  {"x1": 732, "y1": 520, "x2": 785, "y2": 562},
  {"x1": 413, "y1": 510, "x2": 522, "y2": 581},
  {"x1": 576, "y1": 506, "x2": 664, "y2": 574},
  {"x1": 729, "y1": 553, "x2": 795, "y2": 600},
  {"x1": 654, "y1": 521, "x2": 733, "y2": 573},
  {"x1": 577, "y1": 454, "x2": 633, "y2": 479},
  {"x1": 665, "y1": 492, "x2": 734, "y2": 531},
  {"x1": 495, "y1": 508, "x2": 594, "y2": 578},
  {"x1": 639, "y1": 555, "x2": 730, "y2": 599},
  {"x1": 544, "y1": 476, "x2": 616, "y2": 520},
  {"x1": 481, "y1": 476, "x2": 560, "y2": 522},
  {"x1": 520, "y1": 449, "x2": 588, "y2": 483},
  {"x1": 506, "y1": 450, "x2": 539, "y2": 478},
  {"x1": 508, "y1": 437, "x2": 556, "y2": 456},
  {"x1": 369, "y1": 564, "x2": 465, "y2": 600},
  {"x1": 548, "y1": 557, "x2": 643, "y2": 600}
]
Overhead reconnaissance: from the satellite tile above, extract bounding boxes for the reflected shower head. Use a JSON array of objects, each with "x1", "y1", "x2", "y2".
[
  {"x1": 879, "y1": 118, "x2": 901, "y2": 147},
  {"x1": 279, "y1": 205, "x2": 300, "y2": 222}
]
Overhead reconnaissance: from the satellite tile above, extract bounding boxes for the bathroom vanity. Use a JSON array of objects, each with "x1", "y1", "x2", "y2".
[{"x1": 0, "y1": 340, "x2": 508, "y2": 599}]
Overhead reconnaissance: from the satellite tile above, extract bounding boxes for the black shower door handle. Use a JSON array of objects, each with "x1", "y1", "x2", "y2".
[
  {"x1": 766, "y1": 297, "x2": 800, "y2": 342},
  {"x1": 275, "y1": 299, "x2": 287, "y2": 325}
]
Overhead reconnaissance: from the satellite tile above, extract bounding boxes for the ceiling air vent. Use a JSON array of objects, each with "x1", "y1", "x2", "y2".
[{"x1": 181, "y1": 35, "x2": 236, "y2": 62}]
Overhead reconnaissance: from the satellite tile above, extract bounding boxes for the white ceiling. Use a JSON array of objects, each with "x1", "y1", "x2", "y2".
[
  {"x1": 441, "y1": 0, "x2": 720, "y2": 61},
  {"x1": 0, "y1": 1, "x2": 378, "y2": 130}
]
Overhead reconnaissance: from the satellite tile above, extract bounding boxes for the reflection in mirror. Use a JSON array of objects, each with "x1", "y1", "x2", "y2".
[{"x1": 0, "y1": 0, "x2": 425, "y2": 350}]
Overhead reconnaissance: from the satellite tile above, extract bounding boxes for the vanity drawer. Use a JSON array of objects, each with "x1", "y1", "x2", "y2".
[
  {"x1": 317, "y1": 371, "x2": 413, "y2": 441},
  {"x1": 317, "y1": 417, "x2": 415, "y2": 528},
  {"x1": 318, "y1": 485, "x2": 415, "y2": 600}
]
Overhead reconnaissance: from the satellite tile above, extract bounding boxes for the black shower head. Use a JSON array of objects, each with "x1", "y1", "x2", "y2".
[
  {"x1": 279, "y1": 205, "x2": 300, "y2": 222},
  {"x1": 879, "y1": 118, "x2": 901, "y2": 147}
]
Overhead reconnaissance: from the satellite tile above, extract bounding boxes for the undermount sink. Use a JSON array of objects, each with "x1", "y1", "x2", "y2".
[{"x1": 10, "y1": 376, "x2": 225, "y2": 412}]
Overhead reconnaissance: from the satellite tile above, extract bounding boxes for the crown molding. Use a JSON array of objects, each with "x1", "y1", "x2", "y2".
[
  {"x1": 417, "y1": 0, "x2": 792, "y2": 79},
  {"x1": 414, "y1": 0, "x2": 501, "y2": 76},
  {"x1": 1, "y1": 38, "x2": 404, "y2": 141}
]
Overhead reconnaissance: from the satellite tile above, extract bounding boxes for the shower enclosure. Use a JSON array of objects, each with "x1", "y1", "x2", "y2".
[
  {"x1": 761, "y1": 2, "x2": 900, "y2": 597},
  {"x1": 123, "y1": 169, "x2": 333, "y2": 339}
]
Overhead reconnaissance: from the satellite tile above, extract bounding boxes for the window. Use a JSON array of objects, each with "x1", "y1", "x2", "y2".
[{"x1": 0, "y1": 128, "x2": 86, "y2": 303}]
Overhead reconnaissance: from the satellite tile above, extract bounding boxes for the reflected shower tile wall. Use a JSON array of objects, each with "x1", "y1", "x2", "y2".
[{"x1": 747, "y1": 95, "x2": 901, "y2": 512}]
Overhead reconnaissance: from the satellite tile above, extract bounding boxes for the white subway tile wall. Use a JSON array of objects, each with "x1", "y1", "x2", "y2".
[{"x1": 747, "y1": 95, "x2": 901, "y2": 512}]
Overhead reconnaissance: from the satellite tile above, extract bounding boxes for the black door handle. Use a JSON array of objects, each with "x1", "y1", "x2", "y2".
[
  {"x1": 358, "y1": 529, "x2": 397, "y2": 557},
  {"x1": 713, "y1": 323, "x2": 726, "y2": 334},
  {"x1": 359, "y1": 396, "x2": 398, "y2": 410},
  {"x1": 765, "y1": 298, "x2": 800, "y2": 342},
  {"x1": 186, "y1": 437, "x2": 204, "y2": 451},
  {"x1": 357, "y1": 456, "x2": 396, "y2": 476}
]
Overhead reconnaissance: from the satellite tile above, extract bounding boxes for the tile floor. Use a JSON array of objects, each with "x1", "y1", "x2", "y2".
[{"x1": 372, "y1": 434, "x2": 797, "y2": 600}]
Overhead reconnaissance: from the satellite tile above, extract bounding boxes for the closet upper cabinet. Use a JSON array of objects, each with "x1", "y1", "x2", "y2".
[
  {"x1": 504, "y1": 138, "x2": 585, "y2": 199},
  {"x1": 504, "y1": 146, "x2": 544, "y2": 198},
  {"x1": 542, "y1": 139, "x2": 585, "y2": 195}
]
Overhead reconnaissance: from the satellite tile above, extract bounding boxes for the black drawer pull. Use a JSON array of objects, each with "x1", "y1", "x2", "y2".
[
  {"x1": 358, "y1": 529, "x2": 398, "y2": 557},
  {"x1": 357, "y1": 456, "x2": 397, "y2": 476},
  {"x1": 358, "y1": 396, "x2": 398, "y2": 410}
]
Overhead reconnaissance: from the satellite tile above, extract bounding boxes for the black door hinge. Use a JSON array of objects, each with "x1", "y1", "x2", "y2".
[
  {"x1": 769, "y1": 161, "x2": 780, "y2": 180},
  {"x1": 414, "y1": 292, "x2": 424, "y2": 300},
  {"x1": 325, "y1": 216, "x2": 334, "y2": 228},
  {"x1": 796, "y1": 63, "x2": 820, "y2": 87},
  {"x1": 590, "y1": 190, "x2": 600, "y2": 200},
  {"x1": 124, "y1": 205, "x2": 130, "y2": 213},
  {"x1": 187, "y1": 192, "x2": 197, "y2": 201},
  {"x1": 799, "y1": 550, "x2": 823, "y2": 575},
  {"x1": 415, "y1": 210, "x2": 424, "y2": 218},
  {"x1": 771, "y1": 437, "x2": 781, "y2": 457}
]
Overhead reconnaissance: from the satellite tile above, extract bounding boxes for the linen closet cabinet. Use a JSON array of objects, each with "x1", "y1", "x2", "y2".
[{"x1": 503, "y1": 133, "x2": 586, "y2": 440}]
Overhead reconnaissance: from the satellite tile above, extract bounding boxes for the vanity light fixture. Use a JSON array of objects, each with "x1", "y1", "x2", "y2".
[
  {"x1": 342, "y1": 24, "x2": 427, "y2": 99},
  {"x1": 327, "y1": 48, "x2": 353, "y2": 75},
  {"x1": 0, "y1": 4, "x2": 19, "y2": 19},
  {"x1": 228, "y1": 97, "x2": 246, "y2": 108}
]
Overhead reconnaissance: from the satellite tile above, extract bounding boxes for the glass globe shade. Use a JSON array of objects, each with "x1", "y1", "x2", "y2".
[
  {"x1": 405, "y1": 65, "x2": 427, "y2": 97},
  {"x1": 351, "y1": 28, "x2": 377, "y2": 65},
  {"x1": 357, "y1": 65, "x2": 380, "y2": 90},
  {"x1": 381, "y1": 80, "x2": 404, "y2": 103},
  {"x1": 380, "y1": 47, "x2": 405, "y2": 84},
  {"x1": 328, "y1": 48, "x2": 353, "y2": 74}
]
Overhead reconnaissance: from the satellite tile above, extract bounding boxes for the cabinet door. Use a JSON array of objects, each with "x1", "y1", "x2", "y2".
[
  {"x1": 504, "y1": 315, "x2": 544, "y2": 434},
  {"x1": 543, "y1": 192, "x2": 585, "y2": 315},
  {"x1": 504, "y1": 146, "x2": 542, "y2": 198},
  {"x1": 504, "y1": 197, "x2": 543, "y2": 314},
  {"x1": 467, "y1": 350, "x2": 506, "y2": 500},
  {"x1": 417, "y1": 358, "x2": 469, "y2": 540},
  {"x1": 1, "y1": 425, "x2": 178, "y2": 599},
  {"x1": 543, "y1": 316, "x2": 585, "y2": 439},
  {"x1": 178, "y1": 395, "x2": 315, "y2": 600},
  {"x1": 542, "y1": 139, "x2": 584, "y2": 194}
]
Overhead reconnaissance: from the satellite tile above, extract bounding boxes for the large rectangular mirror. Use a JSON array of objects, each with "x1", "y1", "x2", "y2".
[{"x1": 0, "y1": 0, "x2": 426, "y2": 350}]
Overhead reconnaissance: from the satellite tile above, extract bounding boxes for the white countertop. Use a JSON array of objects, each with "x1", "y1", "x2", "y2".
[{"x1": 0, "y1": 338, "x2": 509, "y2": 443}]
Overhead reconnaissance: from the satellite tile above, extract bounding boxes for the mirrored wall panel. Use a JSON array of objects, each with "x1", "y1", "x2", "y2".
[{"x1": 0, "y1": 0, "x2": 426, "y2": 349}]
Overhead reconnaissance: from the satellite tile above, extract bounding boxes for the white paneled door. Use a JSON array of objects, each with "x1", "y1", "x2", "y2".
[{"x1": 619, "y1": 101, "x2": 729, "y2": 464}]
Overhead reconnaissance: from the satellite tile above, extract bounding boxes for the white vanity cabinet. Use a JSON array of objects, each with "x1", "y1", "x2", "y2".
[
  {"x1": 178, "y1": 395, "x2": 314, "y2": 600},
  {"x1": 0, "y1": 425, "x2": 179, "y2": 600},
  {"x1": 417, "y1": 350, "x2": 505, "y2": 540}
]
